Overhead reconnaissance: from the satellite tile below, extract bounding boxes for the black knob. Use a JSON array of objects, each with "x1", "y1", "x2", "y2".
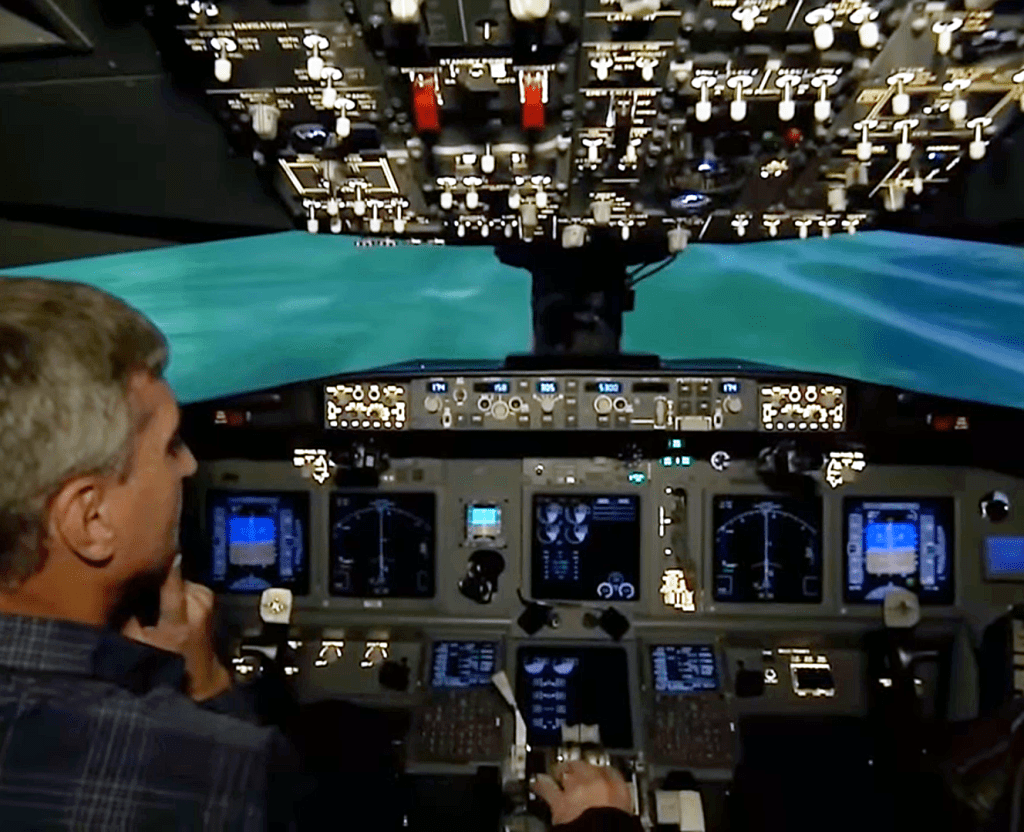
[{"x1": 981, "y1": 491, "x2": 1011, "y2": 523}]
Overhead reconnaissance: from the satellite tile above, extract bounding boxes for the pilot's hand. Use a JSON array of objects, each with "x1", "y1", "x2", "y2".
[
  {"x1": 121, "y1": 554, "x2": 232, "y2": 702},
  {"x1": 530, "y1": 760, "x2": 634, "y2": 827}
]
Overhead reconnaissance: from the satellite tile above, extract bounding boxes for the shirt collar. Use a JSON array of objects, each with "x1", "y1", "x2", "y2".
[{"x1": 0, "y1": 612, "x2": 186, "y2": 695}]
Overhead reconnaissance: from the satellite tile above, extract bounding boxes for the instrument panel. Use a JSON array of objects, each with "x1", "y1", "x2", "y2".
[
  {"x1": 145, "y1": 0, "x2": 1024, "y2": 245},
  {"x1": 182, "y1": 365, "x2": 1024, "y2": 792}
]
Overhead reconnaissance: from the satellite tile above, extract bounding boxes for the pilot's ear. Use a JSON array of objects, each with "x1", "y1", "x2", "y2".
[{"x1": 48, "y1": 477, "x2": 118, "y2": 566}]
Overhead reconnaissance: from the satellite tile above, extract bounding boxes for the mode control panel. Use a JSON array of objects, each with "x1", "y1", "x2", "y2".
[{"x1": 323, "y1": 375, "x2": 848, "y2": 432}]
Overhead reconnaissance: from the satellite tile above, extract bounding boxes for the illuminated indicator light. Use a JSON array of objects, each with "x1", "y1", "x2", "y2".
[
  {"x1": 670, "y1": 439, "x2": 683, "y2": 449},
  {"x1": 522, "y1": 83, "x2": 545, "y2": 130},
  {"x1": 628, "y1": 472, "x2": 647, "y2": 485},
  {"x1": 664, "y1": 548, "x2": 672, "y2": 555},
  {"x1": 373, "y1": 422, "x2": 381, "y2": 428},
  {"x1": 676, "y1": 456, "x2": 692, "y2": 466},
  {"x1": 662, "y1": 456, "x2": 674, "y2": 467}
]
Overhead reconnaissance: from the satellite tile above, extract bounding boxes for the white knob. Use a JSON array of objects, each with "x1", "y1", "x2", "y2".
[
  {"x1": 307, "y1": 216, "x2": 319, "y2": 233},
  {"x1": 731, "y1": 97, "x2": 747, "y2": 121},
  {"x1": 481, "y1": 153, "x2": 496, "y2": 174},
  {"x1": 621, "y1": 224, "x2": 630, "y2": 240},
  {"x1": 593, "y1": 200, "x2": 612, "y2": 225},
  {"x1": 893, "y1": 91, "x2": 909, "y2": 116},
  {"x1": 897, "y1": 141, "x2": 913, "y2": 162},
  {"x1": 814, "y1": 22, "x2": 834, "y2": 50},
  {"x1": 883, "y1": 185, "x2": 905, "y2": 212},
  {"x1": 950, "y1": 98, "x2": 967, "y2": 124},
  {"x1": 695, "y1": 99, "x2": 712, "y2": 122},
  {"x1": 857, "y1": 141, "x2": 873, "y2": 162},
  {"x1": 440, "y1": 190, "x2": 453, "y2": 210},
  {"x1": 307, "y1": 54, "x2": 324, "y2": 80},
  {"x1": 779, "y1": 99, "x2": 795, "y2": 121},
  {"x1": 336, "y1": 114, "x2": 351, "y2": 138},
  {"x1": 508, "y1": 190, "x2": 521, "y2": 210},
  {"x1": 322, "y1": 86, "x2": 337, "y2": 109},
  {"x1": 535, "y1": 188, "x2": 548, "y2": 209},
  {"x1": 742, "y1": 14, "x2": 755, "y2": 31},
  {"x1": 466, "y1": 189, "x2": 479, "y2": 209},
  {"x1": 667, "y1": 226, "x2": 690, "y2": 253},
  {"x1": 327, "y1": 198, "x2": 340, "y2": 215},
  {"x1": 969, "y1": 139, "x2": 985, "y2": 160},
  {"x1": 912, "y1": 175, "x2": 923, "y2": 195},
  {"x1": 765, "y1": 220, "x2": 780, "y2": 237},
  {"x1": 827, "y1": 186, "x2": 847, "y2": 211},
  {"x1": 391, "y1": 0, "x2": 422, "y2": 22},
  {"x1": 330, "y1": 216, "x2": 342, "y2": 233},
  {"x1": 394, "y1": 214, "x2": 406, "y2": 234},
  {"x1": 859, "y1": 20, "x2": 879, "y2": 48},
  {"x1": 250, "y1": 104, "x2": 280, "y2": 140},
  {"x1": 937, "y1": 29, "x2": 952, "y2": 55},
  {"x1": 814, "y1": 98, "x2": 831, "y2": 122},
  {"x1": 214, "y1": 56, "x2": 231, "y2": 83},
  {"x1": 510, "y1": 0, "x2": 550, "y2": 22},
  {"x1": 798, "y1": 222, "x2": 810, "y2": 239},
  {"x1": 642, "y1": 63, "x2": 655, "y2": 82},
  {"x1": 353, "y1": 198, "x2": 366, "y2": 216},
  {"x1": 369, "y1": 216, "x2": 382, "y2": 233},
  {"x1": 595, "y1": 62, "x2": 610, "y2": 81}
]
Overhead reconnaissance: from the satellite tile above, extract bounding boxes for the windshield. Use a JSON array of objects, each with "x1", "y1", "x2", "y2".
[{"x1": 4, "y1": 230, "x2": 1022, "y2": 409}]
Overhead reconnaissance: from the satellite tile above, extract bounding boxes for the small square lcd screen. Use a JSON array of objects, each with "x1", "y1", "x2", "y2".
[
  {"x1": 532, "y1": 495, "x2": 640, "y2": 602},
  {"x1": 651, "y1": 645, "x2": 719, "y2": 694},
  {"x1": 844, "y1": 498, "x2": 954, "y2": 604},
  {"x1": 207, "y1": 490, "x2": 309, "y2": 595},
  {"x1": 516, "y1": 647, "x2": 632, "y2": 749},
  {"x1": 430, "y1": 641, "x2": 499, "y2": 689}
]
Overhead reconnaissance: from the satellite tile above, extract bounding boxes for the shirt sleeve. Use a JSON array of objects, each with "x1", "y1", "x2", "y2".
[
  {"x1": 553, "y1": 808, "x2": 644, "y2": 832},
  {"x1": 196, "y1": 682, "x2": 264, "y2": 726}
]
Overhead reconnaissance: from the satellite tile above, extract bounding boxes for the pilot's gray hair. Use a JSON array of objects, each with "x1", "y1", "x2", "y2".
[{"x1": 0, "y1": 277, "x2": 169, "y2": 588}]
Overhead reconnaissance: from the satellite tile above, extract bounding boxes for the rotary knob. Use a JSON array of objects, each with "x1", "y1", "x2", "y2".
[
  {"x1": 424, "y1": 395, "x2": 441, "y2": 413},
  {"x1": 594, "y1": 395, "x2": 614, "y2": 415},
  {"x1": 980, "y1": 491, "x2": 1011, "y2": 523},
  {"x1": 492, "y1": 400, "x2": 511, "y2": 420},
  {"x1": 724, "y1": 396, "x2": 743, "y2": 414}
]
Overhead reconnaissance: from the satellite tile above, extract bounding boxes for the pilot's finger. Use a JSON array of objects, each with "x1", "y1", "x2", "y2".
[
  {"x1": 159, "y1": 553, "x2": 187, "y2": 625},
  {"x1": 595, "y1": 763, "x2": 627, "y2": 786},
  {"x1": 530, "y1": 774, "x2": 564, "y2": 806},
  {"x1": 121, "y1": 615, "x2": 144, "y2": 641},
  {"x1": 185, "y1": 582, "x2": 215, "y2": 612}
]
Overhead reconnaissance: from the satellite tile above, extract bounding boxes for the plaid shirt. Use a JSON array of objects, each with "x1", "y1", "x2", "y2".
[{"x1": 0, "y1": 613, "x2": 303, "y2": 831}]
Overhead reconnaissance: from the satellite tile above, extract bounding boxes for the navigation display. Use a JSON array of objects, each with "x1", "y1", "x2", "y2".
[
  {"x1": 516, "y1": 647, "x2": 633, "y2": 749},
  {"x1": 532, "y1": 494, "x2": 640, "y2": 602},
  {"x1": 712, "y1": 496, "x2": 822, "y2": 603},
  {"x1": 329, "y1": 492, "x2": 435, "y2": 597},
  {"x1": 844, "y1": 498, "x2": 954, "y2": 604},
  {"x1": 651, "y1": 645, "x2": 719, "y2": 694},
  {"x1": 207, "y1": 490, "x2": 309, "y2": 595},
  {"x1": 430, "y1": 641, "x2": 499, "y2": 689}
]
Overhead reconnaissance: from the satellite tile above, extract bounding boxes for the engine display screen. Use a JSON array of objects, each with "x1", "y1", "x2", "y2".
[
  {"x1": 516, "y1": 647, "x2": 633, "y2": 749},
  {"x1": 844, "y1": 499, "x2": 954, "y2": 604},
  {"x1": 713, "y1": 496, "x2": 822, "y2": 603},
  {"x1": 329, "y1": 492, "x2": 435, "y2": 597},
  {"x1": 430, "y1": 641, "x2": 499, "y2": 689},
  {"x1": 651, "y1": 645, "x2": 719, "y2": 694},
  {"x1": 532, "y1": 494, "x2": 640, "y2": 602},
  {"x1": 207, "y1": 490, "x2": 309, "y2": 595}
]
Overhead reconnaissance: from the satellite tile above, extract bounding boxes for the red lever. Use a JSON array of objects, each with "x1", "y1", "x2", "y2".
[
  {"x1": 412, "y1": 78, "x2": 440, "y2": 133},
  {"x1": 522, "y1": 83, "x2": 544, "y2": 130}
]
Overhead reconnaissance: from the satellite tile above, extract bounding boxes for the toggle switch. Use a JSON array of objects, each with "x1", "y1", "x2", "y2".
[
  {"x1": 510, "y1": 0, "x2": 550, "y2": 22},
  {"x1": 776, "y1": 74, "x2": 799, "y2": 121},
  {"x1": 321, "y1": 67, "x2": 342, "y2": 110},
  {"x1": 727, "y1": 75, "x2": 753, "y2": 122},
  {"x1": 895, "y1": 118, "x2": 918, "y2": 162},
  {"x1": 855, "y1": 120, "x2": 877, "y2": 162},
  {"x1": 391, "y1": 0, "x2": 423, "y2": 23},
  {"x1": 303, "y1": 34, "x2": 329, "y2": 80},
  {"x1": 968, "y1": 117, "x2": 991, "y2": 160},
  {"x1": 693, "y1": 76, "x2": 716, "y2": 123},
  {"x1": 210, "y1": 37, "x2": 237, "y2": 83},
  {"x1": 412, "y1": 76, "x2": 441, "y2": 132},
  {"x1": 732, "y1": 4, "x2": 759, "y2": 32},
  {"x1": 811, "y1": 75, "x2": 836, "y2": 122},
  {"x1": 522, "y1": 81, "x2": 545, "y2": 130},
  {"x1": 805, "y1": 8, "x2": 836, "y2": 50},
  {"x1": 932, "y1": 18, "x2": 963, "y2": 56},
  {"x1": 850, "y1": 7, "x2": 880, "y2": 48},
  {"x1": 888, "y1": 73, "x2": 914, "y2": 116}
]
